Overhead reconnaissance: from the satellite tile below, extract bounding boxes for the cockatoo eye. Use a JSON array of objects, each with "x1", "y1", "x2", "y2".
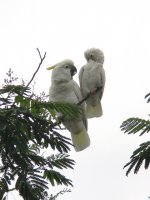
[
  {"x1": 65, "y1": 65, "x2": 69, "y2": 69},
  {"x1": 90, "y1": 54, "x2": 94, "y2": 59}
]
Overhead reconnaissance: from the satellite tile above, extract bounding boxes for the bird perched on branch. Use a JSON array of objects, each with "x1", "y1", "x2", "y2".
[
  {"x1": 47, "y1": 59, "x2": 90, "y2": 152},
  {"x1": 79, "y1": 48, "x2": 106, "y2": 118}
]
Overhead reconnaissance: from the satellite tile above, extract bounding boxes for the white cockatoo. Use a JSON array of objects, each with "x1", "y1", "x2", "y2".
[
  {"x1": 79, "y1": 48, "x2": 106, "y2": 118},
  {"x1": 47, "y1": 59, "x2": 90, "y2": 152}
]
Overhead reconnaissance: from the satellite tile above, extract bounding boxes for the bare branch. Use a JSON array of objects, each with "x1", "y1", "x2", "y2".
[
  {"x1": 25, "y1": 48, "x2": 46, "y2": 88},
  {"x1": 145, "y1": 92, "x2": 150, "y2": 103},
  {"x1": 8, "y1": 188, "x2": 15, "y2": 192},
  {"x1": 36, "y1": 48, "x2": 42, "y2": 60},
  {"x1": 77, "y1": 86, "x2": 102, "y2": 105}
]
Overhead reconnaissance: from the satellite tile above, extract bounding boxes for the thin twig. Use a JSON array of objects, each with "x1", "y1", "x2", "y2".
[
  {"x1": 25, "y1": 48, "x2": 46, "y2": 88},
  {"x1": 77, "y1": 87, "x2": 102, "y2": 105},
  {"x1": 145, "y1": 92, "x2": 150, "y2": 103}
]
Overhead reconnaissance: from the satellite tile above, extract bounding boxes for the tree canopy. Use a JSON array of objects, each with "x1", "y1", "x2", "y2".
[{"x1": 0, "y1": 50, "x2": 80, "y2": 200}]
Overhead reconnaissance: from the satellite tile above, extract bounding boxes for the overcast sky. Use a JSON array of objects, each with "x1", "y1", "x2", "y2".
[{"x1": 0, "y1": 0, "x2": 150, "y2": 199}]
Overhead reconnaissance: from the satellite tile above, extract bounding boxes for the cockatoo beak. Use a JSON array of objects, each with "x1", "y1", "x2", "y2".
[
  {"x1": 47, "y1": 66, "x2": 55, "y2": 70},
  {"x1": 71, "y1": 66, "x2": 77, "y2": 76}
]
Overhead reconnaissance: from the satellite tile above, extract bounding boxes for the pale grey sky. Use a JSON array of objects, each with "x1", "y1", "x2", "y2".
[{"x1": 0, "y1": 0, "x2": 150, "y2": 199}]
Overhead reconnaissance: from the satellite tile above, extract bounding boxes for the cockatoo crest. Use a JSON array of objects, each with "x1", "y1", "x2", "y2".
[{"x1": 84, "y1": 48, "x2": 104, "y2": 64}]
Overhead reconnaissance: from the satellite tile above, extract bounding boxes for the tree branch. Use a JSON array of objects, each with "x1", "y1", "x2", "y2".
[
  {"x1": 8, "y1": 188, "x2": 15, "y2": 192},
  {"x1": 77, "y1": 86, "x2": 102, "y2": 105},
  {"x1": 25, "y1": 48, "x2": 46, "y2": 88},
  {"x1": 49, "y1": 87, "x2": 102, "y2": 128},
  {"x1": 145, "y1": 92, "x2": 150, "y2": 103}
]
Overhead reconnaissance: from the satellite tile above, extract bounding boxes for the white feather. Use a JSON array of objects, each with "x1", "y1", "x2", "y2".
[
  {"x1": 79, "y1": 48, "x2": 106, "y2": 118},
  {"x1": 48, "y1": 59, "x2": 90, "y2": 151}
]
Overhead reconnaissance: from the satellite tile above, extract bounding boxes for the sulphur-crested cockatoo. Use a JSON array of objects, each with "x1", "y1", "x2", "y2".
[
  {"x1": 47, "y1": 59, "x2": 90, "y2": 152},
  {"x1": 79, "y1": 48, "x2": 105, "y2": 118}
]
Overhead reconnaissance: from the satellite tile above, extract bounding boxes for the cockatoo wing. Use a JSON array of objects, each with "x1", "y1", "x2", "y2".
[
  {"x1": 68, "y1": 80, "x2": 89, "y2": 151},
  {"x1": 99, "y1": 66, "x2": 106, "y2": 100},
  {"x1": 79, "y1": 61, "x2": 105, "y2": 118},
  {"x1": 70, "y1": 80, "x2": 87, "y2": 129}
]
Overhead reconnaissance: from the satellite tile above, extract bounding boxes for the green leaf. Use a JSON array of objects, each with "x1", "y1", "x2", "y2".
[
  {"x1": 124, "y1": 141, "x2": 150, "y2": 175},
  {"x1": 120, "y1": 118, "x2": 150, "y2": 135},
  {"x1": 47, "y1": 154, "x2": 75, "y2": 170},
  {"x1": 44, "y1": 169, "x2": 73, "y2": 187}
]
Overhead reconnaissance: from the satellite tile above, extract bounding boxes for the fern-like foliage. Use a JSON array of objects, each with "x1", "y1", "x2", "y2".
[
  {"x1": 120, "y1": 93, "x2": 150, "y2": 176},
  {"x1": 0, "y1": 69, "x2": 77, "y2": 200},
  {"x1": 121, "y1": 118, "x2": 150, "y2": 136},
  {"x1": 123, "y1": 141, "x2": 150, "y2": 176}
]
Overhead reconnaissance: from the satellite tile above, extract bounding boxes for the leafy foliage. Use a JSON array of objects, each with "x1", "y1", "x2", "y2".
[
  {"x1": 123, "y1": 141, "x2": 150, "y2": 176},
  {"x1": 121, "y1": 118, "x2": 150, "y2": 136},
  {"x1": 120, "y1": 93, "x2": 150, "y2": 176},
  {"x1": 0, "y1": 68, "x2": 77, "y2": 199}
]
